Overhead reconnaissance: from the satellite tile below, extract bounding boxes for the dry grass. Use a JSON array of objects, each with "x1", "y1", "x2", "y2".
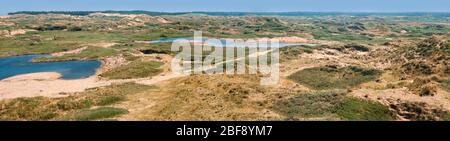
[
  {"x1": 100, "y1": 60, "x2": 164, "y2": 79},
  {"x1": 273, "y1": 90, "x2": 394, "y2": 121},
  {"x1": 288, "y1": 65, "x2": 382, "y2": 90},
  {"x1": 119, "y1": 74, "x2": 289, "y2": 120},
  {"x1": 0, "y1": 83, "x2": 154, "y2": 120}
]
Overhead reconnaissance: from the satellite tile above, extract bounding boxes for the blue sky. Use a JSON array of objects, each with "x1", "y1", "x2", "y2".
[{"x1": 1, "y1": 0, "x2": 450, "y2": 15}]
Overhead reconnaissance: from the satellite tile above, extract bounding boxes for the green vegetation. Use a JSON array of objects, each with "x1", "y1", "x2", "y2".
[
  {"x1": 2, "y1": 12, "x2": 450, "y2": 121},
  {"x1": 333, "y1": 97, "x2": 394, "y2": 120},
  {"x1": 443, "y1": 113, "x2": 450, "y2": 121},
  {"x1": 273, "y1": 91, "x2": 394, "y2": 120},
  {"x1": 396, "y1": 36, "x2": 449, "y2": 76},
  {"x1": 30, "y1": 30, "x2": 171, "y2": 43},
  {"x1": 274, "y1": 91, "x2": 344, "y2": 119},
  {"x1": 35, "y1": 25, "x2": 67, "y2": 31},
  {"x1": 313, "y1": 31, "x2": 373, "y2": 42},
  {"x1": 0, "y1": 97, "x2": 57, "y2": 120},
  {"x1": 280, "y1": 46, "x2": 314, "y2": 62},
  {"x1": 400, "y1": 25, "x2": 450, "y2": 37},
  {"x1": 391, "y1": 102, "x2": 450, "y2": 121},
  {"x1": 0, "y1": 25, "x2": 13, "y2": 30},
  {"x1": 114, "y1": 42, "x2": 175, "y2": 55},
  {"x1": 442, "y1": 79, "x2": 450, "y2": 92},
  {"x1": 33, "y1": 47, "x2": 117, "y2": 62},
  {"x1": 70, "y1": 107, "x2": 128, "y2": 121},
  {"x1": 100, "y1": 61, "x2": 164, "y2": 79},
  {"x1": 0, "y1": 83, "x2": 154, "y2": 120},
  {"x1": 12, "y1": 11, "x2": 450, "y2": 18},
  {"x1": 0, "y1": 36, "x2": 81, "y2": 57},
  {"x1": 0, "y1": 29, "x2": 184, "y2": 57},
  {"x1": 288, "y1": 66, "x2": 382, "y2": 90},
  {"x1": 4, "y1": 12, "x2": 447, "y2": 59},
  {"x1": 0, "y1": 31, "x2": 117, "y2": 57}
]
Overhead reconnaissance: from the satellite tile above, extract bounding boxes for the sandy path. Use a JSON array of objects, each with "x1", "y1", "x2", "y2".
[
  {"x1": 135, "y1": 72, "x2": 184, "y2": 85},
  {"x1": 183, "y1": 49, "x2": 274, "y2": 74},
  {"x1": 1, "y1": 72, "x2": 62, "y2": 81},
  {"x1": 51, "y1": 46, "x2": 88, "y2": 57},
  {"x1": 50, "y1": 42, "x2": 117, "y2": 57},
  {"x1": 88, "y1": 42, "x2": 118, "y2": 48}
]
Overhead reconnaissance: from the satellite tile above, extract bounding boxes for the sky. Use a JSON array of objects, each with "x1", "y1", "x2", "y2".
[{"x1": 1, "y1": 0, "x2": 450, "y2": 15}]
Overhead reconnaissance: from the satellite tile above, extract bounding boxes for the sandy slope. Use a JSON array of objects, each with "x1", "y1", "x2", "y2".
[{"x1": 1, "y1": 72, "x2": 62, "y2": 81}]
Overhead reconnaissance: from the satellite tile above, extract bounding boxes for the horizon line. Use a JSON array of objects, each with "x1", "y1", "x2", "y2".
[{"x1": 7, "y1": 10, "x2": 450, "y2": 13}]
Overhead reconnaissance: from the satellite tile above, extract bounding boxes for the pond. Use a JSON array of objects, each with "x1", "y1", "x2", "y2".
[
  {"x1": 150, "y1": 37, "x2": 317, "y2": 48},
  {"x1": 0, "y1": 54, "x2": 101, "y2": 80}
]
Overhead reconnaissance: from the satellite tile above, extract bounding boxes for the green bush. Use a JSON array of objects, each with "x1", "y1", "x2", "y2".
[
  {"x1": 333, "y1": 98, "x2": 394, "y2": 120},
  {"x1": 72, "y1": 107, "x2": 128, "y2": 121},
  {"x1": 344, "y1": 44, "x2": 370, "y2": 52},
  {"x1": 273, "y1": 91, "x2": 394, "y2": 120},
  {"x1": 288, "y1": 66, "x2": 382, "y2": 90},
  {"x1": 280, "y1": 46, "x2": 314, "y2": 62},
  {"x1": 273, "y1": 91, "x2": 344, "y2": 119},
  {"x1": 97, "y1": 96, "x2": 126, "y2": 106}
]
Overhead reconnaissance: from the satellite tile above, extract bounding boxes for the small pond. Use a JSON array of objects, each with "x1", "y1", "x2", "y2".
[{"x1": 0, "y1": 54, "x2": 101, "y2": 80}]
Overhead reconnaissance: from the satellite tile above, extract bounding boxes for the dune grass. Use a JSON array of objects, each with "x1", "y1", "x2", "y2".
[
  {"x1": 32, "y1": 46, "x2": 118, "y2": 62},
  {"x1": 288, "y1": 66, "x2": 382, "y2": 90},
  {"x1": 442, "y1": 79, "x2": 450, "y2": 92},
  {"x1": 333, "y1": 97, "x2": 394, "y2": 120},
  {"x1": 71, "y1": 107, "x2": 128, "y2": 121},
  {"x1": 100, "y1": 61, "x2": 164, "y2": 79},
  {"x1": 273, "y1": 91, "x2": 394, "y2": 121},
  {"x1": 279, "y1": 45, "x2": 314, "y2": 62},
  {"x1": 0, "y1": 37, "x2": 82, "y2": 57},
  {"x1": 0, "y1": 30, "x2": 175, "y2": 57},
  {"x1": 145, "y1": 74, "x2": 270, "y2": 120},
  {"x1": 0, "y1": 31, "x2": 117, "y2": 57},
  {"x1": 113, "y1": 42, "x2": 175, "y2": 55}
]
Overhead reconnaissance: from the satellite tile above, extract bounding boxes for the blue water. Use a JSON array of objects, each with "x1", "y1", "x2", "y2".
[
  {"x1": 150, "y1": 37, "x2": 317, "y2": 48},
  {"x1": 0, "y1": 54, "x2": 101, "y2": 80}
]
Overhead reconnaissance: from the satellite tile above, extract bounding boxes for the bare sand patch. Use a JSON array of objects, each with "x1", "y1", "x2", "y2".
[
  {"x1": 88, "y1": 42, "x2": 118, "y2": 48},
  {"x1": 0, "y1": 21, "x2": 14, "y2": 26},
  {"x1": 51, "y1": 46, "x2": 88, "y2": 57},
  {"x1": 0, "y1": 29, "x2": 36, "y2": 37},
  {"x1": 0, "y1": 75, "x2": 114, "y2": 100},
  {"x1": 50, "y1": 42, "x2": 116, "y2": 57},
  {"x1": 2, "y1": 72, "x2": 61, "y2": 82}
]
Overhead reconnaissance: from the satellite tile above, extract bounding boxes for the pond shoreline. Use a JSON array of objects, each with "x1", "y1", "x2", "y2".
[
  {"x1": 0, "y1": 54, "x2": 102, "y2": 80},
  {"x1": 0, "y1": 55, "x2": 117, "y2": 100}
]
